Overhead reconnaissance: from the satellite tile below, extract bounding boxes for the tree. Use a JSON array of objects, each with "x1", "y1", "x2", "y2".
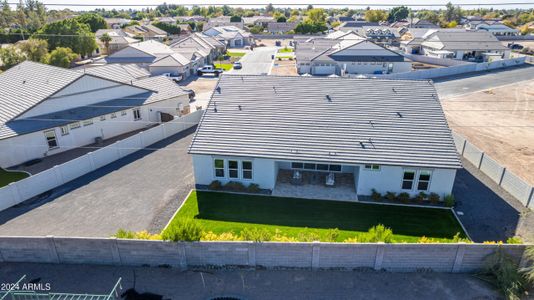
[
  {"x1": 152, "y1": 21, "x2": 180, "y2": 35},
  {"x1": 447, "y1": 20, "x2": 458, "y2": 28},
  {"x1": 45, "y1": 47, "x2": 77, "y2": 68},
  {"x1": 0, "y1": 0, "x2": 13, "y2": 28},
  {"x1": 417, "y1": 10, "x2": 439, "y2": 24},
  {"x1": 265, "y1": 3, "x2": 274, "y2": 15},
  {"x1": 388, "y1": 6, "x2": 409, "y2": 23},
  {"x1": 18, "y1": 38, "x2": 48, "y2": 62},
  {"x1": 75, "y1": 13, "x2": 107, "y2": 32},
  {"x1": 306, "y1": 8, "x2": 325, "y2": 24},
  {"x1": 230, "y1": 15, "x2": 241, "y2": 22},
  {"x1": 0, "y1": 45, "x2": 26, "y2": 70},
  {"x1": 99, "y1": 33, "x2": 112, "y2": 54},
  {"x1": 444, "y1": 1, "x2": 462, "y2": 22},
  {"x1": 365, "y1": 10, "x2": 388, "y2": 22},
  {"x1": 276, "y1": 15, "x2": 286, "y2": 22},
  {"x1": 249, "y1": 25, "x2": 264, "y2": 34},
  {"x1": 35, "y1": 18, "x2": 97, "y2": 56}
]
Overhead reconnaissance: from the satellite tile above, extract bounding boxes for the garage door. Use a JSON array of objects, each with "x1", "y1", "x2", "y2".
[{"x1": 313, "y1": 65, "x2": 336, "y2": 75}]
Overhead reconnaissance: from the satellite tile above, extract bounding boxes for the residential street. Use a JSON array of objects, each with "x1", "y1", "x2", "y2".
[
  {"x1": 228, "y1": 46, "x2": 277, "y2": 75},
  {"x1": 434, "y1": 64, "x2": 534, "y2": 98},
  {"x1": 0, "y1": 128, "x2": 196, "y2": 237},
  {"x1": 0, "y1": 263, "x2": 500, "y2": 300}
]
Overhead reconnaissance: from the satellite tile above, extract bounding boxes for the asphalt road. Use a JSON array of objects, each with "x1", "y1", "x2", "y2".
[
  {"x1": 228, "y1": 46, "x2": 277, "y2": 75},
  {"x1": 0, "y1": 128, "x2": 196, "y2": 237},
  {"x1": 434, "y1": 64, "x2": 534, "y2": 98},
  {"x1": 0, "y1": 263, "x2": 500, "y2": 300}
]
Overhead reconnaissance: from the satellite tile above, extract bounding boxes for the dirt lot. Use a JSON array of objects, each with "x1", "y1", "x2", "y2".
[
  {"x1": 271, "y1": 58, "x2": 298, "y2": 76},
  {"x1": 441, "y1": 79, "x2": 534, "y2": 185}
]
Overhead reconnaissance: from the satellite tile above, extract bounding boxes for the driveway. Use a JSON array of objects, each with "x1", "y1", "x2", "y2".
[
  {"x1": 434, "y1": 64, "x2": 534, "y2": 98},
  {"x1": 228, "y1": 46, "x2": 277, "y2": 75},
  {"x1": 0, "y1": 128, "x2": 196, "y2": 237}
]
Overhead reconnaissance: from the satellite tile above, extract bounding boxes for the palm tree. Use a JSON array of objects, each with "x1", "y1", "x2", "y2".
[{"x1": 99, "y1": 33, "x2": 112, "y2": 55}]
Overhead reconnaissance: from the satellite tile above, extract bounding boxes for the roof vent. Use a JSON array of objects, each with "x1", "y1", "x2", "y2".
[
  {"x1": 238, "y1": 105, "x2": 242, "y2": 111},
  {"x1": 272, "y1": 86, "x2": 277, "y2": 94},
  {"x1": 396, "y1": 112, "x2": 403, "y2": 118},
  {"x1": 368, "y1": 120, "x2": 374, "y2": 127},
  {"x1": 326, "y1": 94, "x2": 332, "y2": 102},
  {"x1": 329, "y1": 151, "x2": 337, "y2": 156},
  {"x1": 392, "y1": 87, "x2": 397, "y2": 93},
  {"x1": 359, "y1": 141, "x2": 365, "y2": 149},
  {"x1": 290, "y1": 149, "x2": 299, "y2": 154},
  {"x1": 216, "y1": 86, "x2": 221, "y2": 93},
  {"x1": 213, "y1": 101, "x2": 217, "y2": 113}
]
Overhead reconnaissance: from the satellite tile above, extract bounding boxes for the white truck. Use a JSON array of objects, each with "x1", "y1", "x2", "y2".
[{"x1": 197, "y1": 65, "x2": 224, "y2": 76}]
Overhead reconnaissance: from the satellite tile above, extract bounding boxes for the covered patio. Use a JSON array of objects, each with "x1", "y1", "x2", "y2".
[{"x1": 272, "y1": 169, "x2": 358, "y2": 202}]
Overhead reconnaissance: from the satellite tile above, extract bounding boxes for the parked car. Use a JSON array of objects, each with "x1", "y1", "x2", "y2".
[
  {"x1": 508, "y1": 43, "x2": 524, "y2": 50},
  {"x1": 233, "y1": 61, "x2": 242, "y2": 69},
  {"x1": 162, "y1": 73, "x2": 183, "y2": 83},
  {"x1": 197, "y1": 65, "x2": 224, "y2": 76}
]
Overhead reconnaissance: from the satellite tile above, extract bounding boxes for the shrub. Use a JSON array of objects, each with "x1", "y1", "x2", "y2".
[
  {"x1": 360, "y1": 224, "x2": 393, "y2": 243},
  {"x1": 371, "y1": 189, "x2": 382, "y2": 201},
  {"x1": 444, "y1": 194, "x2": 455, "y2": 207},
  {"x1": 506, "y1": 236, "x2": 523, "y2": 244},
  {"x1": 114, "y1": 229, "x2": 161, "y2": 240},
  {"x1": 224, "y1": 181, "x2": 246, "y2": 192},
  {"x1": 114, "y1": 228, "x2": 136, "y2": 239},
  {"x1": 452, "y1": 232, "x2": 470, "y2": 243},
  {"x1": 297, "y1": 230, "x2": 321, "y2": 242},
  {"x1": 415, "y1": 192, "x2": 427, "y2": 203},
  {"x1": 483, "y1": 247, "x2": 527, "y2": 299},
  {"x1": 385, "y1": 191, "x2": 396, "y2": 201},
  {"x1": 201, "y1": 231, "x2": 241, "y2": 241},
  {"x1": 208, "y1": 180, "x2": 222, "y2": 190},
  {"x1": 428, "y1": 192, "x2": 440, "y2": 203},
  {"x1": 240, "y1": 227, "x2": 273, "y2": 242},
  {"x1": 272, "y1": 229, "x2": 298, "y2": 242},
  {"x1": 520, "y1": 246, "x2": 534, "y2": 285},
  {"x1": 162, "y1": 219, "x2": 202, "y2": 242},
  {"x1": 343, "y1": 236, "x2": 359, "y2": 243},
  {"x1": 324, "y1": 228, "x2": 340, "y2": 242},
  {"x1": 247, "y1": 183, "x2": 261, "y2": 193},
  {"x1": 398, "y1": 192, "x2": 410, "y2": 203},
  {"x1": 418, "y1": 236, "x2": 438, "y2": 243}
]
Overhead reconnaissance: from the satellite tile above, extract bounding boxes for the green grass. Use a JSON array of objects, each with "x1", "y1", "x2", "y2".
[
  {"x1": 226, "y1": 51, "x2": 246, "y2": 57},
  {"x1": 166, "y1": 190, "x2": 467, "y2": 243},
  {"x1": 215, "y1": 63, "x2": 233, "y2": 71},
  {"x1": 278, "y1": 47, "x2": 294, "y2": 53},
  {"x1": 0, "y1": 169, "x2": 29, "y2": 188}
]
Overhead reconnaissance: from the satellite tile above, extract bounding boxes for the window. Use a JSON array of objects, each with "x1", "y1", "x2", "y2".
[
  {"x1": 69, "y1": 122, "x2": 81, "y2": 130},
  {"x1": 329, "y1": 165, "x2": 342, "y2": 172},
  {"x1": 364, "y1": 164, "x2": 380, "y2": 171},
  {"x1": 214, "y1": 159, "x2": 225, "y2": 177},
  {"x1": 402, "y1": 170, "x2": 416, "y2": 190},
  {"x1": 304, "y1": 163, "x2": 315, "y2": 170},
  {"x1": 83, "y1": 119, "x2": 93, "y2": 126},
  {"x1": 242, "y1": 161, "x2": 252, "y2": 179},
  {"x1": 228, "y1": 160, "x2": 238, "y2": 178},
  {"x1": 111, "y1": 113, "x2": 117, "y2": 119},
  {"x1": 291, "y1": 162, "x2": 303, "y2": 169},
  {"x1": 317, "y1": 164, "x2": 329, "y2": 171},
  {"x1": 133, "y1": 108, "x2": 142, "y2": 121},
  {"x1": 121, "y1": 111, "x2": 127, "y2": 116},
  {"x1": 44, "y1": 130, "x2": 58, "y2": 149},
  {"x1": 417, "y1": 171, "x2": 432, "y2": 191},
  {"x1": 60, "y1": 126, "x2": 69, "y2": 136},
  {"x1": 100, "y1": 115, "x2": 106, "y2": 121}
]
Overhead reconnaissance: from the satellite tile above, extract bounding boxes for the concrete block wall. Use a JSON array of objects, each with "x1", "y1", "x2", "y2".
[
  {"x1": 0, "y1": 110, "x2": 203, "y2": 213},
  {"x1": 0, "y1": 237, "x2": 527, "y2": 273}
]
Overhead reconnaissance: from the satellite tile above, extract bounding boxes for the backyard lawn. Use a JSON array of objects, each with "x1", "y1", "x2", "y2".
[
  {"x1": 0, "y1": 168, "x2": 29, "y2": 188},
  {"x1": 215, "y1": 63, "x2": 233, "y2": 71},
  {"x1": 278, "y1": 47, "x2": 294, "y2": 53},
  {"x1": 166, "y1": 190, "x2": 467, "y2": 243},
  {"x1": 226, "y1": 51, "x2": 246, "y2": 57}
]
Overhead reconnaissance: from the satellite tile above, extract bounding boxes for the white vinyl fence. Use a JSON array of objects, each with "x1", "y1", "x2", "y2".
[
  {"x1": 0, "y1": 110, "x2": 203, "y2": 212},
  {"x1": 453, "y1": 132, "x2": 534, "y2": 210},
  {"x1": 375, "y1": 57, "x2": 526, "y2": 80}
]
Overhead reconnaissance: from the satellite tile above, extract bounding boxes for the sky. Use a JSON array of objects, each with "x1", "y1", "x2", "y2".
[{"x1": 34, "y1": 0, "x2": 534, "y2": 10}]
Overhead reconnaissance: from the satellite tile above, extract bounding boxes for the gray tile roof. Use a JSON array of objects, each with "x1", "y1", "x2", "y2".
[
  {"x1": 296, "y1": 39, "x2": 404, "y2": 63},
  {"x1": 80, "y1": 64, "x2": 150, "y2": 83},
  {"x1": 422, "y1": 31, "x2": 507, "y2": 51},
  {"x1": 189, "y1": 75, "x2": 461, "y2": 169}
]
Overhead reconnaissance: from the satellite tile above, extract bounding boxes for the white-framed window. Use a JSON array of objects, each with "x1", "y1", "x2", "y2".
[
  {"x1": 133, "y1": 108, "x2": 142, "y2": 121},
  {"x1": 100, "y1": 115, "x2": 106, "y2": 121},
  {"x1": 364, "y1": 164, "x2": 380, "y2": 171},
  {"x1": 402, "y1": 170, "x2": 416, "y2": 190},
  {"x1": 121, "y1": 111, "x2": 127, "y2": 116},
  {"x1": 44, "y1": 130, "x2": 58, "y2": 149},
  {"x1": 111, "y1": 113, "x2": 117, "y2": 119},
  {"x1": 60, "y1": 125, "x2": 69, "y2": 136},
  {"x1": 290, "y1": 162, "x2": 342, "y2": 172},
  {"x1": 417, "y1": 170, "x2": 432, "y2": 191},
  {"x1": 83, "y1": 119, "x2": 93, "y2": 126},
  {"x1": 228, "y1": 160, "x2": 239, "y2": 178},
  {"x1": 214, "y1": 159, "x2": 225, "y2": 178},
  {"x1": 69, "y1": 122, "x2": 81, "y2": 130},
  {"x1": 242, "y1": 161, "x2": 252, "y2": 179}
]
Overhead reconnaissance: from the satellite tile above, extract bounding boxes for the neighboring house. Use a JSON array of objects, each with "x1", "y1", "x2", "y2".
[
  {"x1": 176, "y1": 24, "x2": 193, "y2": 34},
  {"x1": 124, "y1": 24, "x2": 168, "y2": 41},
  {"x1": 157, "y1": 17, "x2": 177, "y2": 25},
  {"x1": 355, "y1": 26, "x2": 401, "y2": 46},
  {"x1": 296, "y1": 38, "x2": 411, "y2": 76},
  {"x1": 95, "y1": 29, "x2": 139, "y2": 55},
  {"x1": 104, "y1": 18, "x2": 130, "y2": 29},
  {"x1": 400, "y1": 28, "x2": 467, "y2": 54},
  {"x1": 203, "y1": 26, "x2": 252, "y2": 47},
  {"x1": 325, "y1": 30, "x2": 365, "y2": 40},
  {"x1": 0, "y1": 61, "x2": 190, "y2": 168},
  {"x1": 337, "y1": 21, "x2": 380, "y2": 31},
  {"x1": 105, "y1": 40, "x2": 175, "y2": 64},
  {"x1": 463, "y1": 19, "x2": 501, "y2": 30},
  {"x1": 337, "y1": 16, "x2": 355, "y2": 22},
  {"x1": 421, "y1": 31, "x2": 510, "y2": 61},
  {"x1": 391, "y1": 18, "x2": 439, "y2": 29},
  {"x1": 189, "y1": 75, "x2": 461, "y2": 198},
  {"x1": 170, "y1": 32, "x2": 226, "y2": 65},
  {"x1": 266, "y1": 22, "x2": 298, "y2": 34},
  {"x1": 205, "y1": 16, "x2": 244, "y2": 30},
  {"x1": 475, "y1": 23, "x2": 519, "y2": 36},
  {"x1": 176, "y1": 15, "x2": 207, "y2": 23},
  {"x1": 149, "y1": 53, "x2": 192, "y2": 78},
  {"x1": 243, "y1": 16, "x2": 275, "y2": 27}
]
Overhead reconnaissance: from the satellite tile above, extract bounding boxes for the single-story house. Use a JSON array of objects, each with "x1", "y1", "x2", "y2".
[
  {"x1": 205, "y1": 16, "x2": 244, "y2": 30},
  {"x1": 148, "y1": 53, "x2": 192, "y2": 77},
  {"x1": 355, "y1": 26, "x2": 401, "y2": 46},
  {"x1": 176, "y1": 15, "x2": 207, "y2": 23},
  {"x1": 267, "y1": 22, "x2": 299, "y2": 34},
  {"x1": 243, "y1": 16, "x2": 275, "y2": 27},
  {"x1": 104, "y1": 18, "x2": 130, "y2": 29},
  {"x1": 475, "y1": 23, "x2": 519, "y2": 36},
  {"x1": 0, "y1": 61, "x2": 191, "y2": 168},
  {"x1": 421, "y1": 31, "x2": 510, "y2": 61},
  {"x1": 400, "y1": 28, "x2": 467, "y2": 54},
  {"x1": 391, "y1": 18, "x2": 439, "y2": 29},
  {"x1": 189, "y1": 75, "x2": 461, "y2": 199},
  {"x1": 337, "y1": 21, "x2": 380, "y2": 31},
  {"x1": 463, "y1": 19, "x2": 501, "y2": 30},
  {"x1": 296, "y1": 38, "x2": 412, "y2": 75},
  {"x1": 170, "y1": 32, "x2": 226, "y2": 64},
  {"x1": 203, "y1": 26, "x2": 252, "y2": 48},
  {"x1": 95, "y1": 29, "x2": 139, "y2": 55},
  {"x1": 105, "y1": 40, "x2": 175, "y2": 64},
  {"x1": 124, "y1": 24, "x2": 168, "y2": 41}
]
